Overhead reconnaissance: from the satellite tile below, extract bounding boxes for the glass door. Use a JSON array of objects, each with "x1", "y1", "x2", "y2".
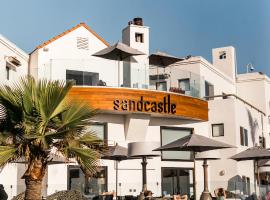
[
  {"x1": 68, "y1": 165, "x2": 107, "y2": 195},
  {"x1": 162, "y1": 168, "x2": 194, "y2": 197}
]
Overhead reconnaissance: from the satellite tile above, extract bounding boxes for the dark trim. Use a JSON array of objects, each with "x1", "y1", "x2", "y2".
[
  {"x1": 211, "y1": 123, "x2": 224, "y2": 137},
  {"x1": 161, "y1": 167, "x2": 195, "y2": 197},
  {"x1": 160, "y1": 126, "x2": 194, "y2": 162},
  {"x1": 204, "y1": 94, "x2": 265, "y2": 116}
]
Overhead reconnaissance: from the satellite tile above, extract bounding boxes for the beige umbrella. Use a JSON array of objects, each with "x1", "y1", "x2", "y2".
[
  {"x1": 101, "y1": 144, "x2": 133, "y2": 197},
  {"x1": 93, "y1": 42, "x2": 145, "y2": 87},
  {"x1": 154, "y1": 133, "x2": 234, "y2": 200},
  {"x1": 231, "y1": 146, "x2": 270, "y2": 196}
]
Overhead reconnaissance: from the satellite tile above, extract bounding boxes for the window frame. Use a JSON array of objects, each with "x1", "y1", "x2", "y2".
[
  {"x1": 6, "y1": 66, "x2": 10, "y2": 80},
  {"x1": 240, "y1": 126, "x2": 248, "y2": 146},
  {"x1": 178, "y1": 78, "x2": 190, "y2": 91},
  {"x1": 160, "y1": 126, "x2": 194, "y2": 162},
  {"x1": 135, "y1": 32, "x2": 144, "y2": 43},
  {"x1": 212, "y1": 123, "x2": 224, "y2": 137},
  {"x1": 89, "y1": 122, "x2": 108, "y2": 144},
  {"x1": 156, "y1": 81, "x2": 167, "y2": 91}
]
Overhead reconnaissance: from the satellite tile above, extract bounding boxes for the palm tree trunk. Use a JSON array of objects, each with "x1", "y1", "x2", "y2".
[
  {"x1": 23, "y1": 158, "x2": 47, "y2": 200},
  {"x1": 24, "y1": 179, "x2": 42, "y2": 200}
]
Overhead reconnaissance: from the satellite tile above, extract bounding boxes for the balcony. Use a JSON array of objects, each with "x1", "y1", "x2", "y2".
[
  {"x1": 38, "y1": 58, "x2": 205, "y2": 99},
  {"x1": 149, "y1": 65, "x2": 205, "y2": 98}
]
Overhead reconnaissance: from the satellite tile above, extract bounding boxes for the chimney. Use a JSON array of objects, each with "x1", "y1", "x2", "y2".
[{"x1": 133, "y1": 17, "x2": 143, "y2": 26}]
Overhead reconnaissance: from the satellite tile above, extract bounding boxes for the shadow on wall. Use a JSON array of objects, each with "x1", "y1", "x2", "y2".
[
  {"x1": 0, "y1": 184, "x2": 8, "y2": 200},
  {"x1": 247, "y1": 109, "x2": 259, "y2": 147}
]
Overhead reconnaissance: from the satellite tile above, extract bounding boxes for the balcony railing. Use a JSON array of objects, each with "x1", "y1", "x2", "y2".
[{"x1": 37, "y1": 58, "x2": 205, "y2": 99}]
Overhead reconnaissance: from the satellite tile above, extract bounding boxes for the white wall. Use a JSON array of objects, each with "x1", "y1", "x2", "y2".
[{"x1": 0, "y1": 34, "x2": 28, "y2": 85}]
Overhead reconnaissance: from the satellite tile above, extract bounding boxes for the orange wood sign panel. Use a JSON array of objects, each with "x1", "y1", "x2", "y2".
[{"x1": 69, "y1": 87, "x2": 208, "y2": 121}]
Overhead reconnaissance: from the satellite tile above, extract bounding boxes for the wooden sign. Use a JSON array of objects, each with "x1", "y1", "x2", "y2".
[{"x1": 69, "y1": 87, "x2": 208, "y2": 121}]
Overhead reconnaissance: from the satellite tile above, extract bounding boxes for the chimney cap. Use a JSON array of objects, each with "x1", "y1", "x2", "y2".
[{"x1": 133, "y1": 17, "x2": 143, "y2": 26}]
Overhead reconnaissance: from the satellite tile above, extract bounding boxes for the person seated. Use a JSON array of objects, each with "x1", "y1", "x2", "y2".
[
  {"x1": 214, "y1": 188, "x2": 226, "y2": 200},
  {"x1": 173, "y1": 192, "x2": 188, "y2": 200},
  {"x1": 144, "y1": 190, "x2": 154, "y2": 200},
  {"x1": 264, "y1": 191, "x2": 270, "y2": 200}
]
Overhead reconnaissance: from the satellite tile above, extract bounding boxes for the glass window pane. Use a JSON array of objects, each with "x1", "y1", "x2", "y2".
[
  {"x1": 66, "y1": 70, "x2": 99, "y2": 86},
  {"x1": 244, "y1": 129, "x2": 248, "y2": 146},
  {"x1": 212, "y1": 124, "x2": 224, "y2": 137},
  {"x1": 90, "y1": 124, "x2": 105, "y2": 140},
  {"x1": 156, "y1": 81, "x2": 167, "y2": 91},
  {"x1": 162, "y1": 168, "x2": 194, "y2": 197},
  {"x1": 178, "y1": 79, "x2": 190, "y2": 91},
  {"x1": 240, "y1": 127, "x2": 244, "y2": 146},
  {"x1": 161, "y1": 128, "x2": 193, "y2": 160}
]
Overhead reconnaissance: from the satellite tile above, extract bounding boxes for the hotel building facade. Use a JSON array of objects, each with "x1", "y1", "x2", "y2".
[{"x1": 0, "y1": 18, "x2": 269, "y2": 199}]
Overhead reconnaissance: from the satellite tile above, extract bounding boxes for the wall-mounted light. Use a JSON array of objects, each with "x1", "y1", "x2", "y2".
[{"x1": 219, "y1": 170, "x2": 225, "y2": 176}]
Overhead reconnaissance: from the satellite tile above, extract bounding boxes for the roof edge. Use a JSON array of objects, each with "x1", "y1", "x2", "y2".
[{"x1": 30, "y1": 22, "x2": 110, "y2": 54}]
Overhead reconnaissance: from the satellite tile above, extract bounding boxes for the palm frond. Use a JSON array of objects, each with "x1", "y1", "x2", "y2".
[
  {"x1": 0, "y1": 146, "x2": 18, "y2": 167},
  {"x1": 69, "y1": 147, "x2": 100, "y2": 175}
]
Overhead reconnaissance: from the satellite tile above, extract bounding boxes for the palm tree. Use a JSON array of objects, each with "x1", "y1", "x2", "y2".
[{"x1": 0, "y1": 77, "x2": 105, "y2": 200}]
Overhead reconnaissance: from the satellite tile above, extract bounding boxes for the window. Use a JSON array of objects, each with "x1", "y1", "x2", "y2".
[
  {"x1": 6, "y1": 66, "x2": 10, "y2": 80},
  {"x1": 178, "y1": 79, "x2": 190, "y2": 91},
  {"x1": 88, "y1": 123, "x2": 107, "y2": 142},
  {"x1": 205, "y1": 81, "x2": 214, "y2": 100},
  {"x1": 66, "y1": 70, "x2": 99, "y2": 86},
  {"x1": 240, "y1": 127, "x2": 248, "y2": 146},
  {"x1": 212, "y1": 124, "x2": 224, "y2": 137},
  {"x1": 156, "y1": 81, "x2": 167, "y2": 91},
  {"x1": 161, "y1": 127, "x2": 193, "y2": 161},
  {"x1": 242, "y1": 176, "x2": 251, "y2": 195},
  {"x1": 68, "y1": 165, "x2": 107, "y2": 195},
  {"x1": 162, "y1": 168, "x2": 194, "y2": 197},
  {"x1": 259, "y1": 136, "x2": 266, "y2": 148},
  {"x1": 135, "y1": 33, "x2": 144, "y2": 43},
  {"x1": 219, "y1": 51, "x2": 226, "y2": 59},
  {"x1": 77, "y1": 37, "x2": 89, "y2": 50}
]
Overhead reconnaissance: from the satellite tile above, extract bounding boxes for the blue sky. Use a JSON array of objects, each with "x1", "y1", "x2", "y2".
[{"x1": 0, "y1": 0, "x2": 269, "y2": 75}]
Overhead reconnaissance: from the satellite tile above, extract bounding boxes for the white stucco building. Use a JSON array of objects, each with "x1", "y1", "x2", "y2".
[{"x1": 0, "y1": 18, "x2": 269, "y2": 200}]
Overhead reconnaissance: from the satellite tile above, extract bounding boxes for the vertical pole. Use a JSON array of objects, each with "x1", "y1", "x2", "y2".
[
  {"x1": 200, "y1": 159, "x2": 212, "y2": 200},
  {"x1": 203, "y1": 159, "x2": 209, "y2": 192},
  {"x1": 116, "y1": 161, "x2": 118, "y2": 198},
  {"x1": 193, "y1": 153, "x2": 197, "y2": 200},
  {"x1": 142, "y1": 157, "x2": 148, "y2": 191},
  {"x1": 118, "y1": 58, "x2": 120, "y2": 87},
  {"x1": 257, "y1": 160, "x2": 261, "y2": 198},
  {"x1": 254, "y1": 160, "x2": 257, "y2": 195}
]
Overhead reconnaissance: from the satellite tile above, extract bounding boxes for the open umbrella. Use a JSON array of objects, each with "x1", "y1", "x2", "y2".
[
  {"x1": 154, "y1": 133, "x2": 234, "y2": 200},
  {"x1": 128, "y1": 142, "x2": 160, "y2": 192},
  {"x1": 230, "y1": 146, "x2": 270, "y2": 196},
  {"x1": 149, "y1": 51, "x2": 184, "y2": 67},
  {"x1": 101, "y1": 144, "x2": 130, "y2": 197},
  {"x1": 149, "y1": 51, "x2": 184, "y2": 89},
  {"x1": 93, "y1": 42, "x2": 145, "y2": 87}
]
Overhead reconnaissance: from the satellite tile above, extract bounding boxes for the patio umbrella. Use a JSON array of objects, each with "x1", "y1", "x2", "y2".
[
  {"x1": 149, "y1": 51, "x2": 184, "y2": 88},
  {"x1": 230, "y1": 146, "x2": 270, "y2": 196},
  {"x1": 101, "y1": 144, "x2": 130, "y2": 197},
  {"x1": 93, "y1": 42, "x2": 145, "y2": 87},
  {"x1": 149, "y1": 51, "x2": 184, "y2": 67},
  {"x1": 128, "y1": 142, "x2": 160, "y2": 191},
  {"x1": 154, "y1": 133, "x2": 234, "y2": 200}
]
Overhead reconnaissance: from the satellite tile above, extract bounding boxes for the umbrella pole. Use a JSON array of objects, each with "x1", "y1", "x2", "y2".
[
  {"x1": 194, "y1": 153, "x2": 197, "y2": 200},
  {"x1": 118, "y1": 57, "x2": 120, "y2": 87},
  {"x1": 200, "y1": 159, "x2": 212, "y2": 200},
  {"x1": 141, "y1": 156, "x2": 148, "y2": 191},
  {"x1": 257, "y1": 160, "x2": 261, "y2": 198},
  {"x1": 116, "y1": 160, "x2": 119, "y2": 198}
]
